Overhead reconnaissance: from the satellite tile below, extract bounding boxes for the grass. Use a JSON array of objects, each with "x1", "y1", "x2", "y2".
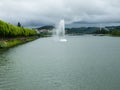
[
  {"x1": 6, "y1": 40, "x2": 23, "y2": 48},
  {"x1": 0, "y1": 37, "x2": 37, "y2": 48}
]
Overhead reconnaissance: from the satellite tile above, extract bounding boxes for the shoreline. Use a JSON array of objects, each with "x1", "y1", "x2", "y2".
[{"x1": 0, "y1": 36, "x2": 38, "y2": 49}]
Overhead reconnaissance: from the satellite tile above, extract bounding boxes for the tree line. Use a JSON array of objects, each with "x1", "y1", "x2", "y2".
[
  {"x1": 0, "y1": 20, "x2": 37, "y2": 38},
  {"x1": 110, "y1": 30, "x2": 120, "y2": 36}
]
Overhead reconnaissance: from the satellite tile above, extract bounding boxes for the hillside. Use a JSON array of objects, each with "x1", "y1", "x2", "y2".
[
  {"x1": 0, "y1": 20, "x2": 37, "y2": 39},
  {"x1": 35, "y1": 25, "x2": 54, "y2": 30},
  {"x1": 0, "y1": 20, "x2": 38, "y2": 48}
]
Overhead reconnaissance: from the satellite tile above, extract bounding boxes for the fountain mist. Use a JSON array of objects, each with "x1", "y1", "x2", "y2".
[{"x1": 54, "y1": 19, "x2": 67, "y2": 42}]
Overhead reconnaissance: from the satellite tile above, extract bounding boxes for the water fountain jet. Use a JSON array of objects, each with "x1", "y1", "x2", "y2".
[{"x1": 54, "y1": 19, "x2": 67, "y2": 42}]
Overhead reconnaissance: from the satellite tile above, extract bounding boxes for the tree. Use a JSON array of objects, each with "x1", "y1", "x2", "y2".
[
  {"x1": 17, "y1": 22, "x2": 21, "y2": 27},
  {"x1": 0, "y1": 20, "x2": 37, "y2": 38}
]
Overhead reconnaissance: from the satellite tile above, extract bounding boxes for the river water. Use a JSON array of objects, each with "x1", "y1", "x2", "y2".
[{"x1": 0, "y1": 35, "x2": 120, "y2": 90}]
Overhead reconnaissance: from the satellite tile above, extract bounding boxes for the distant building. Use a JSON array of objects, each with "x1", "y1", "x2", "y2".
[{"x1": 38, "y1": 29, "x2": 52, "y2": 33}]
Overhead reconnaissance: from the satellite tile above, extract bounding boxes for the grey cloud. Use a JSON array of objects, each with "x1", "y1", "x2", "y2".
[{"x1": 0, "y1": 0, "x2": 120, "y2": 27}]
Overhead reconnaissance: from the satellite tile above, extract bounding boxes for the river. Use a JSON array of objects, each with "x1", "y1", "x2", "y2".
[{"x1": 0, "y1": 35, "x2": 120, "y2": 90}]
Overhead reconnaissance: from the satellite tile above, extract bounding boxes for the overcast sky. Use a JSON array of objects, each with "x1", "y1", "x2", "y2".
[{"x1": 0, "y1": 0, "x2": 120, "y2": 27}]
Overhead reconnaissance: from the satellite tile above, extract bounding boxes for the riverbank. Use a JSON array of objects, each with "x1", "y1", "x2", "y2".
[{"x1": 0, "y1": 37, "x2": 38, "y2": 49}]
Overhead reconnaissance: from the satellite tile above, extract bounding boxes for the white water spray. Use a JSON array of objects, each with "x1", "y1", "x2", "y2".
[{"x1": 53, "y1": 19, "x2": 67, "y2": 42}]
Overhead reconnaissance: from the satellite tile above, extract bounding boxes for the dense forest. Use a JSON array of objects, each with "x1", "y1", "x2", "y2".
[{"x1": 0, "y1": 20, "x2": 37, "y2": 38}]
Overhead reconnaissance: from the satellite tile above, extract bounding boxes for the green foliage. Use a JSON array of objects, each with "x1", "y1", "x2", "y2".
[
  {"x1": 94, "y1": 29, "x2": 109, "y2": 34},
  {"x1": 0, "y1": 37, "x2": 37, "y2": 48},
  {"x1": 38, "y1": 32, "x2": 52, "y2": 37},
  {"x1": 0, "y1": 41, "x2": 7, "y2": 48},
  {"x1": 6, "y1": 40, "x2": 23, "y2": 48},
  {"x1": 111, "y1": 30, "x2": 120, "y2": 36},
  {"x1": 17, "y1": 22, "x2": 21, "y2": 27},
  {"x1": 0, "y1": 20, "x2": 37, "y2": 38}
]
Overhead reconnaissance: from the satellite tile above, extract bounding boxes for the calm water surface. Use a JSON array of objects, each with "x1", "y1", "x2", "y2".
[{"x1": 0, "y1": 35, "x2": 120, "y2": 90}]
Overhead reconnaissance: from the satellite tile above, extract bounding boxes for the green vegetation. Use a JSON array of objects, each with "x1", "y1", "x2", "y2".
[
  {"x1": 66, "y1": 27, "x2": 120, "y2": 36},
  {"x1": 17, "y1": 22, "x2": 22, "y2": 27},
  {"x1": 110, "y1": 30, "x2": 120, "y2": 36},
  {"x1": 0, "y1": 41, "x2": 7, "y2": 48},
  {"x1": 0, "y1": 20, "x2": 38, "y2": 48},
  {"x1": 94, "y1": 29, "x2": 109, "y2": 34},
  {"x1": 0, "y1": 37, "x2": 37, "y2": 48},
  {"x1": 0, "y1": 20, "x2": 37, "y2": 38},
  {"x1": 38, "y1": 32, "x2": 52, "y2": 37}
]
